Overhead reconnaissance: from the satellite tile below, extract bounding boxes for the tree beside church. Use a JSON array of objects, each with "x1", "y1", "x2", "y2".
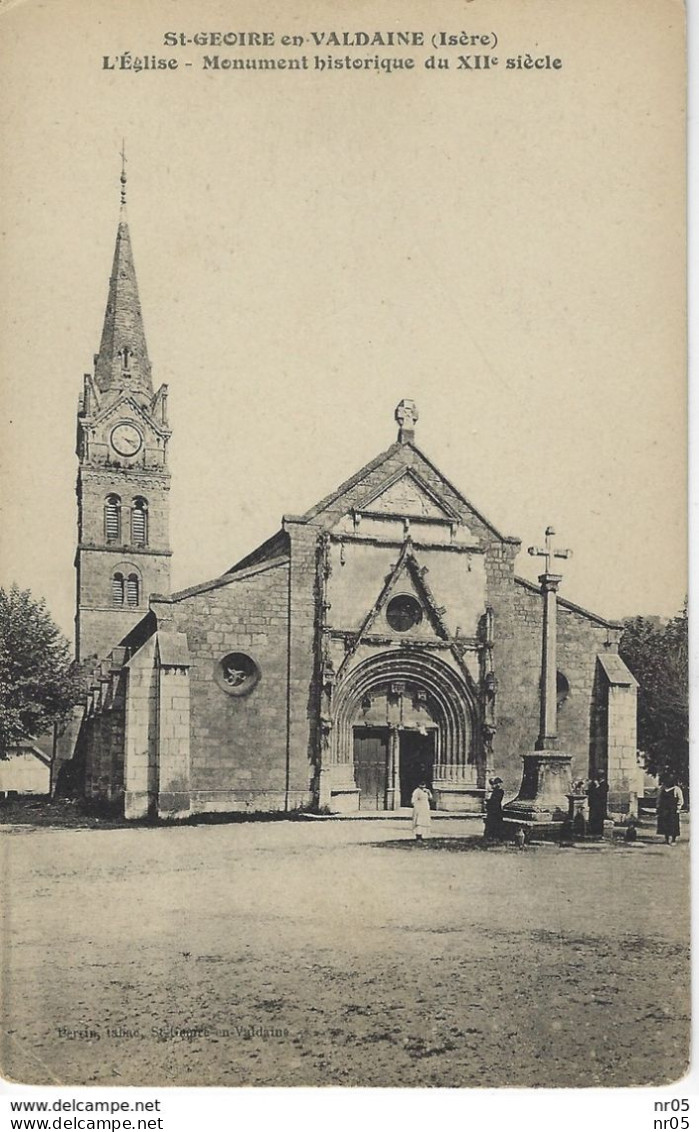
[
  {"x1": 0, "y1": 584, "x2": 82, "y2": 757},
  {"x1": 620, "y1": 606, "x2": 688, "y2": 789}
]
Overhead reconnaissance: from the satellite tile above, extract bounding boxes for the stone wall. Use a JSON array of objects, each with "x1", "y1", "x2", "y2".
[
  {"x1": 156, "y1": 647, "x2": 191, "y2": 819},
  {"x1": 606, "y1": 682, "x2": 639, "y2": 814},
  {"x1": 285, "y1": 523, "x2": 321, "y2": 805},
  {"x1": 76, "y1": 549, "x2": 172, "y2": 663},
  {"x1": 156, "y1": 557, "x2": 303, "y2": 812},
  {"x1": 81, "y1": 666, "x2": 128, "y2": 804},
  {"x1": 75, "y1": 466, "x2": 171, "y2": 662},
  {"x1": 124, "y1": 635, "x2": 158, "y2": 818},
  {"x1": 77, "y1": 468, "x2": 170, "y2": 547}
]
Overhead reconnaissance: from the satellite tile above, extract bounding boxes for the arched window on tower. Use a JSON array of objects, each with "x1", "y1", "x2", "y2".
[
  {"x1": 112, "y1": 572, "x2": 125, "y2": 605},
  {"x1": 105, "y1": 495, "x2": 121, "y2": 543},
  {"x1": 126, "y1": 574, "x2": 139, "y2": 607},
  {"x1": 131, "y1": 497, "x2": 148, "y2": 546}
]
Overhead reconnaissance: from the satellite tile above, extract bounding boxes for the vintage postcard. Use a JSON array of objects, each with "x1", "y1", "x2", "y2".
[{"x1": 0, "y1": 0, "x2": 688, "y2": 1106}]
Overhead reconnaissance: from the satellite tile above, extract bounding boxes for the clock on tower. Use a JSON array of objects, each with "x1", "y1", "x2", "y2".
[{"x1": 74, "y1": 166, "x2": 172, "y2": 662}]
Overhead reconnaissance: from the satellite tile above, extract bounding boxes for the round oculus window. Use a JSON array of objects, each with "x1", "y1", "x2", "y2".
[
  {"x1": 215, "y1": 652, "x2": 261, "y2": 696},
  {"x1": 386, "y1": 594, "x2": 423, "y2": 633}
]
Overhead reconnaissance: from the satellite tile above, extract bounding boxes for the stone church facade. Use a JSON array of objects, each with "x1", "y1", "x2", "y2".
[{"x1": 71, "y1": 185, "x2": 638, "y2": 819}]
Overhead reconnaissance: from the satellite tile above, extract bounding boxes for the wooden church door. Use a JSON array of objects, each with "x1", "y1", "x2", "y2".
[
  {"x1": 353, "y1": 729, "x2": 389, "y2": 811},
  {"x1": 399, "y1": 731, "x2": 435, "y2": 807}
]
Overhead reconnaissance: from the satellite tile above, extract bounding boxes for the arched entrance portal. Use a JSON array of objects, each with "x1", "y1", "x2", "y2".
[{"x1": 328, "y1": 651, "x2": 480, "y2": 812}]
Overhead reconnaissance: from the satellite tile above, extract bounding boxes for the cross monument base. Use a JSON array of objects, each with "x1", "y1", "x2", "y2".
[{"x1": 503, "y1": 750, "x2": 573, "y2": 824}]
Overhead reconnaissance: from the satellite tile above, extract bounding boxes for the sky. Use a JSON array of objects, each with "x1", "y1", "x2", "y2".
[{"x1": 0, "y1": 0, "x2": 687, "y2": 642}]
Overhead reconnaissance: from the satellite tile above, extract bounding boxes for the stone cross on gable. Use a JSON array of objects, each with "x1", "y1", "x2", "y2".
[
  {"x1": 528, "y1": 526, "x2": 572, "y2": 576},
  {"x1": 395, "y1": 399, "x2": 419, "y2": 444}
]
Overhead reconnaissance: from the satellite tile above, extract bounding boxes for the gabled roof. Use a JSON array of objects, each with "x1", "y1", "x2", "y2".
[
  {"x1": 298, "y1": 439, "x2": 518, "y2": 543},
  {"x1": 356, "y1": 466, "x2": 461, "y2": 522},
  {"x1": 227, "y1": 529, "x2": 290, "y2": 574},
  {"x1": 225, "y1": 436, "x2": 516, "y2": 576},
  {"x1": 597, "y1": 652, "x2": 638, "y2": 687},
  {"x1": 515, "y1": 575, "x2": 624, "y2": 630},
  {"x1": 157, "y1": 553, "x2": 289, "y2": 604},
  {"x1": 302, "y1": 442, "x2": 403, "y2": 521}
]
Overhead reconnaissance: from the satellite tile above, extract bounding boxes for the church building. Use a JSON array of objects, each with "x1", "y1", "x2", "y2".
[{"x1": 71, "y1": 178, "x2": 639, "y2": 819}]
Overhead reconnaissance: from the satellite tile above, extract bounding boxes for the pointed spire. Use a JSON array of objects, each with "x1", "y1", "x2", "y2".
[{"x1": 94, "y1": 153, "x2": 152, "y2": 398}]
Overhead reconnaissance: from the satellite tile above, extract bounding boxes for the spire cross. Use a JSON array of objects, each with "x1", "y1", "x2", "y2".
[
  {"x1": 120, "y1": 139, "x2": 127, "y2": 206},
  {"x1": 527, "y1": 526, "x2": 572, "y2": 576}
]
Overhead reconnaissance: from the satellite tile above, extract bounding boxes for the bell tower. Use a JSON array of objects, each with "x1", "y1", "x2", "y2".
[{"x1": 74, "y1": 156, "x2": 172, "y2": 662}]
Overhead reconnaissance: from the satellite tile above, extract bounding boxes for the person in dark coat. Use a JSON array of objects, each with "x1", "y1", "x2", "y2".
[
  {"x1": 483, "y1": 777, "x2": 505, "y2": 842},
  {"x1": 587, "y1": 772, "x2": 609, "y2": 836},
  {"x1": 656, "y1": 778, "x2": 684, "y2": 844}
]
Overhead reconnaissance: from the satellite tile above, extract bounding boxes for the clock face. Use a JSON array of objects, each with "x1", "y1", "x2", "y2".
[{"x1": 111, "y1": 423, "x2": 143, "y2": 458}]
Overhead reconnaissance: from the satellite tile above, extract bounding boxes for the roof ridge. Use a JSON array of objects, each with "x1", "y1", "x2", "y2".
[
  {"x1": 156, "y1": 554, "x2": 289, "y2": 603},
  {"x1": 301, "y1": 443, "x2": 402, "y2": 520},
  {"x1": 514, "y1": 574, "x2": 623, "y2": 629}
]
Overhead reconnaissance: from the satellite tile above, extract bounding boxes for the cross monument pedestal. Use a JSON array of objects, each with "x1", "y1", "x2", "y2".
[{"x1": 504, "y1": 527, "x2": 575, "y2": 830}]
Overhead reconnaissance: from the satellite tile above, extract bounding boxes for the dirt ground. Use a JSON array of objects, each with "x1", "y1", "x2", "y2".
[{"x1": 0, "y1": 813, "x2": 690, "y2": 1089}]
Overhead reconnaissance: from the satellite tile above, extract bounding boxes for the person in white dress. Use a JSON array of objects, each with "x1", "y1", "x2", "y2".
[{"x1": 411, "y1": 782, "x2": 433, "y2": 840}]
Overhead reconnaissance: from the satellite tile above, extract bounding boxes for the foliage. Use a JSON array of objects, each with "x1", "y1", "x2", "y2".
[
  {"x1": 619, "y1": 604, "x2": 688, "y2": 787},
  {"x1": 0, "y1": 584, "x2": 83, "y2": 756}
]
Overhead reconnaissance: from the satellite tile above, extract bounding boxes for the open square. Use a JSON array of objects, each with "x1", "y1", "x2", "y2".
[{"x1": 1, "y1": 815, "x2": 689, "y2": 1088}]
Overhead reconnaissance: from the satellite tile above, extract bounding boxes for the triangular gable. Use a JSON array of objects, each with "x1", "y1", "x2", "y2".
[
  {"x1": 356, "y1": 468, "x2": 461, "y2": 522},
  {"x1": 88, "y1": 392, "x2": 170, "y2": 439},
  {"x1": 337, "y1": 541, "x2": 451, "y2": 680},
  {"x1": 301, "y1": 440, "x2": 516, "y2": 544},
  {"x1": 363, "y1": 541, "x2": 451, "y2": 640},
  {"x1": 336, "y1": 541, "x2": 481, "y2": 699},
  {"x1": 302, "y1": 443, "x2": 401, "y2": 522}
]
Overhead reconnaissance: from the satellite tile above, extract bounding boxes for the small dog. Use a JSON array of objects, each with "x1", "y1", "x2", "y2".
[{"x1": 514, "y1": 826, "x2": 526, "y2": 850}]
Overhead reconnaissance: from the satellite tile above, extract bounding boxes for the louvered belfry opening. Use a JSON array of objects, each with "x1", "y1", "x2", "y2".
[
  {"x1": 126, "y1": 573, "x2": 139, "y2": 606},
  {"x1": 105, "y1": 495, "x2": 121, "y2": 542},
  {"x1": 131, "y1": 497, "x2": 148, "y2": 545},
  {"x1": 112, "y1": 572, "x2": 125, "y2": 605}
]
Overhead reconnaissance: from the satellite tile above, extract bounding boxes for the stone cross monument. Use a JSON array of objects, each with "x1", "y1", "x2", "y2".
[
  {"x1": 503, "y1": 526, "x2": 574, "y2": 828},
  {"x1": 528, "y1": 526, "x2": 571, "y2": 749}
]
